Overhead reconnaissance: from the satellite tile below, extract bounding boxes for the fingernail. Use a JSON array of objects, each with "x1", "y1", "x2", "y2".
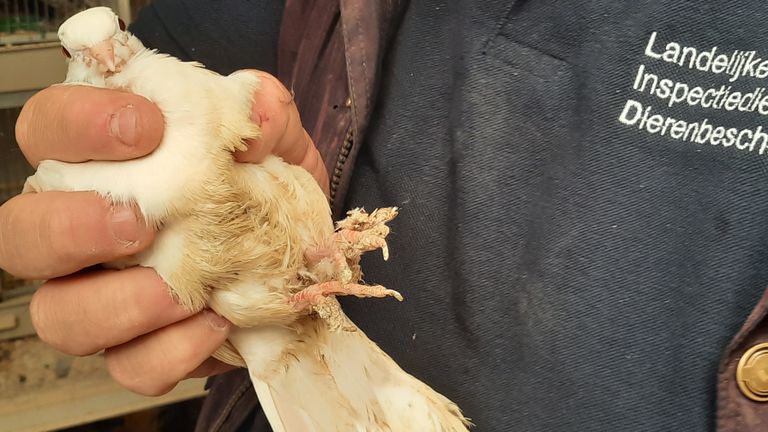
[
  {"x1": 204, "y1": 310, "x2": 231, "y2": 331},
  {"x1": 110, "y1": 205, "x2": 142, "y2": 245},
  {"x1": 109, "y1": 105, "x2": 138, "y2": 146}
]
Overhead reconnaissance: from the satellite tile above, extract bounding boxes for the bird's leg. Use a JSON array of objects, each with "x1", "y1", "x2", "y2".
[
  {"x1": 297, "y1": 206, "x2": 403, "y2": 328},
  {"x1": 334, "y1": 207, "x2": 399, "y2": 261},
  {"x1": 334, "y1": 226, "x2": 391, "y2": 260},
  {"x1": 336, "y1": 207, "x2": 399, "y2": 231},
  {"x1": 303, "y1": 207, "x2": 399, "y2": 282},
  {"x1": 312, "y1": 297, "x2": 355, "y2": 331},
  {"x1": 304, "y1": 242, "x2": 354, "y2": 282},
  {"x1": 289, "y1": 281, "x2": 403, "y2": 311}
]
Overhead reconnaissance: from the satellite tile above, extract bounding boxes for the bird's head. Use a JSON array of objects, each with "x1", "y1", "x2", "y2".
[{"x1": 58, "y1": 7, "x2": 133, "y2": 75}]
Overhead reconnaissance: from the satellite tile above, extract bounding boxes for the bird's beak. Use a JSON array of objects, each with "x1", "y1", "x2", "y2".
[{"x1": 87, "y1": 40, "x2": 116, "y2": 72}]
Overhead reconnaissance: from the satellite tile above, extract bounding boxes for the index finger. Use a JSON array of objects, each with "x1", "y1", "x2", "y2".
[
  {"x1": 236, "y1": 71, "x2": 329, "y2": 193},
  {"x1": 0, "y1": 191, "x2": 155, "y2": 280},
  {"x1": 15, "y1": 85, "x2": 164, "y2": 167}
]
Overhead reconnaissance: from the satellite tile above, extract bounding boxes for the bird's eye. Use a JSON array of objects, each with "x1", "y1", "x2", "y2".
[
  {"x1": 62, "y1": 47, "x2": 71, "y2": 59},
  {"x1": 118, "y1": 18, "x2": 126, "y2": 31}
]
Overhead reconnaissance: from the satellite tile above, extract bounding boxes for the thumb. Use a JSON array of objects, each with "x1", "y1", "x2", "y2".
[{"x1": 16, "y1": 85, "x2": 164, "y2": 167}]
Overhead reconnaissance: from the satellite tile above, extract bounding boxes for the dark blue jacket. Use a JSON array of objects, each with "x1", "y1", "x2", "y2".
[{"x1": 133, "y1": 1, "x2": 768, "y2": 430}]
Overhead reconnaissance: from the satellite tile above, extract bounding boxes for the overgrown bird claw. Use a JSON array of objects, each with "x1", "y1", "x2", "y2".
[
  {"x1": 299, "y1": 207, "x2": 402, "y2": 329},
  {"x1": 289, "y1": 281, "x2": 403, "y2": 312}
]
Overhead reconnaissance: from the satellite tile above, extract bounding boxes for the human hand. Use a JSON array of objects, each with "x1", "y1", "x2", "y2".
[{"x1": 1, "y1": 70, "x2": 326, "y2": 396}]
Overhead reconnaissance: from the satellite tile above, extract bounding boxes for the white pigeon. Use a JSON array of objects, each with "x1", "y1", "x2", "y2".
[{"x1": 24, "y1": 7, "x2": 471, "y2": 432}]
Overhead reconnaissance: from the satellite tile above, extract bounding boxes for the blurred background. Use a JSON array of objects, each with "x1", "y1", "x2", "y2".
[{"x1": 0, "y1": 1, "x2": 206, "y2": 430}]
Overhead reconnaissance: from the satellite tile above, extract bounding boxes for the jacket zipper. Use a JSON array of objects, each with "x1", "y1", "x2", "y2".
[{"x1": 330, "y1": 127, "x2": 354, "y2": 206}]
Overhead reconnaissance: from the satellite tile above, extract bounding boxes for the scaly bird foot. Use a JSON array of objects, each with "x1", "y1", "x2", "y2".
[
  {"x1": 304, "y1": 207, "x2": 400, "y2": 282},
  {"x1": 334, "y1": 228, "x2": 392, "y2": 260},
  {"x1": 336, "y1": 207, "x2": 399, "y2": 232},
  {"x1": 289, "y1": 281, "x2": 403, "y2": 311},
  {"x1": 334, "y1": 207, "x2": 399, "y2": 261},
  {"x1": 304, "y1": 244, "x2": 354, "y2": 282},
  {"x1": 313, "y1": 297, "x2": 356, "y2": 332}
]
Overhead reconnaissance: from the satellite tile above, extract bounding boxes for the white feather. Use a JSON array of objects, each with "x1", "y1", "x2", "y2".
[{"x1": 231, "y1": 320, "x2": 470, "y2": 432}]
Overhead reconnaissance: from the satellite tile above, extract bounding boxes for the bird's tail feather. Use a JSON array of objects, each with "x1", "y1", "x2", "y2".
[{"x1": 229, "y1": 318, "x2": 471, "y2": 432}]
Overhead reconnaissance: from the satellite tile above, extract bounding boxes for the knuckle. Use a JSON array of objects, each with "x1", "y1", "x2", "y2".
[
  {"x1": 29, "y1": 285, "x2": 95, "y2": 356},
  {"x1": 167, "y1": 330, "x2": 210, "y2": 374},
  {"x1": 104, "y1": 349, "x2": 175, "y2": 396},
  {"x1": 258, "y1": 76, "x2": 295, "y2": 117},
  {"x1": 264, "y1": 96, "x2": 292, "y2": 131},
  {"x1": 172, "y1": 317, "x2": 227, "y2": 374},
  {"x1": 176, "y1": 339, "x2": 206, "y2": 371},
  {"x1": 256, "y1": 71, "x2": 289, "y2": 95},
  {"x1": 103, "y1": 353, "x2": 136, "y2": 392},
  {"x1": 109, "y1": 273, "x2": 164, "y2": 333},
  {"x1": 45, "y1": 210, "x2": 83, "y2": 266},
  {"x1": 113, "y1": 297, "x2": 146, "y2": 334},
  {"x1": 44, "y1": 196, "x2": 117, "y2": 269}
]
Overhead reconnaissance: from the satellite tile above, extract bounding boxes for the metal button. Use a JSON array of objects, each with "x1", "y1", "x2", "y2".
[{"x1": 737, "y1": 343, "x2": 768, "y2": 401}]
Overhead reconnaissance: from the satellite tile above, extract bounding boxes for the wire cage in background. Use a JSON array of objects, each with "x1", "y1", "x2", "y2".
[
  {"x1": 0, "y1": 106, "x2": 32, "y2": 295},
  {"x1": 0, "y1": 0, "x2": 145, "y2": 46},
  {"x1": 0, "y1": 106, "x2": 28, "y2": 202},
  {"x1": 1, "y1": 0, "x2": 85, "y2": 45}
]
